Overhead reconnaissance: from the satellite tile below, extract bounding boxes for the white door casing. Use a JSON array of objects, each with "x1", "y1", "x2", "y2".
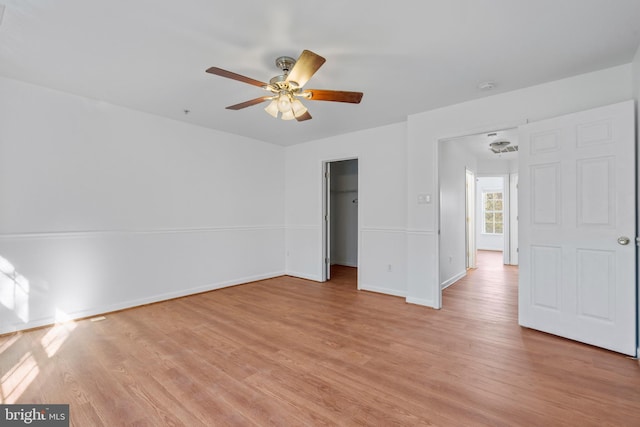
[
  {"x1": 509, "y1": 173, "x2": 519, "y2": 265},
  {"x1": 323, "y1": 162, "x2": 331, "y2": 281},
  {"x1": 518, "y1": 100, "x2": 636, "y2": 356},
  {"x1": 465, "y1": 169, "x2": 476, "y2": 269}
]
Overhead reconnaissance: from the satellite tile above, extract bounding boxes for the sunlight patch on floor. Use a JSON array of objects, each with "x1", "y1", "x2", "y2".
[
  {"x1": 1, "y1": 352, "x2": 39, "y2": 404},
  {"x1": 0, "y1": 334, "x2": 19, "y2": 355},
  {"x1": 41, "y1": 310, "x2": 77, "y2": 358}
]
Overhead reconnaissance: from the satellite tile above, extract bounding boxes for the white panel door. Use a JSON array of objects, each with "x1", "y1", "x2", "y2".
[{"x1": 519, "y1": 100, "x2": 636, "y2": 356}]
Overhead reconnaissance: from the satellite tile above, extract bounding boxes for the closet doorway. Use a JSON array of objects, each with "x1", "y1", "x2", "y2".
[{"x1": 322, "y1": 159, "x2": 358, "y2": 282}]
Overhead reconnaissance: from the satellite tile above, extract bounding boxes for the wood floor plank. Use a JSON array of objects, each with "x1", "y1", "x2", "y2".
[{"x1": 2, "y1": 253, "x2": 640, "y2": 426}]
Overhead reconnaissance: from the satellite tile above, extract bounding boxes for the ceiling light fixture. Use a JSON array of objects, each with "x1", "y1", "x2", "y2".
[
  {"x1": 262, "y1": 57, "x2": 310, "y2": 120},
  {"x1": 264, "y1": 91, "x2": 309, "y2": 120},
  {"x1": 489, "y1": 140, "x2": 510, "y2": 150}
]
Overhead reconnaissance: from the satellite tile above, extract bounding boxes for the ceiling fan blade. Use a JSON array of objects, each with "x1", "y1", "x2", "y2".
[
  {"x1": 206, "y1": 67, "x2": 268, "y2": 88},
  {"x1": 295, "y1": 111, "x2": 312, "y2": 122},
  {"x1": 226, "y1": 96, "x2": 272, "y2": 110},
  {"x1": 286, "y1": 50, "x2": 326, "y2": 88},
  {"x1": 304, "y1": 89, "x2": 363, "y2": 104}
]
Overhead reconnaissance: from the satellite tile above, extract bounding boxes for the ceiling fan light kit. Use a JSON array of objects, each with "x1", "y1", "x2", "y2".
[
  {"x1": 489, "y1": 139, "x2": 518, "y2": 154},
  {"x1": 264, "y1": 99, "x2": 279, "y2": 118},
  {"x1": 206, "y1": 50, "x2": 363, "y2": 122}
]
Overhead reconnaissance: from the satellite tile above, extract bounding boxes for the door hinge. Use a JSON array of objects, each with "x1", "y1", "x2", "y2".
[{"x1": 636, "y1": 237, "x2": 640, "y2": 246}]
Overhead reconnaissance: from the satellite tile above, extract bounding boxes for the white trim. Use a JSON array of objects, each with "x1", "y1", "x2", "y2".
[
  {"x1": 285, "y1": 271, "x2": 322, "y2": 282},
  {"x1": 406, "y1": 296, "x2": 437, "y2": 308},
  {"x1": 441, "y1": 270, "x2": 467, "y2": 289},
  {"x1": 360, "y1": 227, "x2": 406, "y2": 233},
  {"x1": 0, "y1": 226, "x2": 286, "y2": 240},
  {"x1": 288, "y1": 227, "x2": 434, "y2": 235},
  {"x1": 1, "y1": 271, "x2": 285, "y2": 335},
  {"x1": 285, "y1": 225, "x2": 320, "y2": 230},
  {"x1": 406, "y1": 229, "x2": 437, "y2": 235},
  {"x1": 360, "y1": 284, "x2": 406, "y2": 298}
]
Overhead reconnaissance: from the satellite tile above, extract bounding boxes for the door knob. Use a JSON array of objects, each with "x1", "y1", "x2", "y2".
[{"x1": 617, "y1": 236, "x2": 630, "y2": 245}]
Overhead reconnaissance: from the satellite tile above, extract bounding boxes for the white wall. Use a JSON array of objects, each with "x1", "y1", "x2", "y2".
[
  {"x1": 477, "y1": 158, "x2": 517, "y2": 175},
  {"x1": 285, "y1": 123, "x2": 407, "y2": 297},
  {"x1": 0, "y1": 76, "x2": 285, "y2": 334},
  {"x1": 438, "y1": 139, "x2": 476, "y2": 288},
  {"x1": 330, "y1": 160, "x2": 358, "y2": 267},
  {"x1": 407, "y1": 64, "x2": 634, "y2": 308},
  {"x1": 476, "y1": 176, "x2": 505, "y2": 251}
]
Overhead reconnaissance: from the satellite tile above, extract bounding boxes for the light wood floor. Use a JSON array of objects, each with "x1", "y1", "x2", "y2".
[{"x1": 2, "y1": 251, "x2": 640, "y2": 425}]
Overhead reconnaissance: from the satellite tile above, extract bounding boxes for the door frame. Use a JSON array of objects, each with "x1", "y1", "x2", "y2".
[
  {"x1": 321, "y1": 157, "x2": 360, "y2": 286},
  {"x1": 509, "y1": 173, "x2": 519, "y2": 265},
  {"x1": 465, "y1": 168, "x2": 476, "y2": 269},
  {"x1": 436, "y1": 124, "x2": 521, "y2": 308}
]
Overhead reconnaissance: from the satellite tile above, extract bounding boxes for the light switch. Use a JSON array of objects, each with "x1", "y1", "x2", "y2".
[{"x1": 417, "y1": 194, "x2": 432, "y2": 204}]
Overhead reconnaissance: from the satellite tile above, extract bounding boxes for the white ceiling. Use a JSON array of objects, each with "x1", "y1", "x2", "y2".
[
  {"x1": 1, "y1": 1, "x2": 639, "y2": 146},
  {"x1": 447, "y1": 128, "x2": 519, "y2": 162}
]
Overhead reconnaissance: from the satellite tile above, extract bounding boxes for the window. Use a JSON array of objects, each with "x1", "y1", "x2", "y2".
[{"x1": 483, "y1": 191, "x2": 503, "y2": 234}]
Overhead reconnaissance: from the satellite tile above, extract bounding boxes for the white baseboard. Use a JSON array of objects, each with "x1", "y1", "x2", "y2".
[
  {"x1": 285, "y1": 271, "x2": 322, "y2": 282},
  {"x1": 440, "y1": 271, "x2": 467, "y2": 290},
  {"x1": 359, "y1": 284, "x2": 406, "y2": 298},
  {"x1": 2, "y1": 271, "x2": 285, "y2": 335},
  {"x1": 406, "y1": 296, "x2": 437, "y2": 308}
]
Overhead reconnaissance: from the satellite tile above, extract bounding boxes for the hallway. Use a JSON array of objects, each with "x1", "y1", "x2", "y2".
[{"x1": 443, "y1": 250, "x2": 518, "y2": 322}]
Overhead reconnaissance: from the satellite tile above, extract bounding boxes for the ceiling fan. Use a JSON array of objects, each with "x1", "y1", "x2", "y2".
[
  {"x1": 489, "y1": 139, "x2": 518, "y2": 154},
  {"x1": 206, "y1": 50, "x2": 363, "y2": 121}
]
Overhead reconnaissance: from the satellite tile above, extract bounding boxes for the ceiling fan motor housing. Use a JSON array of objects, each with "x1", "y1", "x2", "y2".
[{"x1": 275, "y1": 56, "x2": 296, "y2": 74}]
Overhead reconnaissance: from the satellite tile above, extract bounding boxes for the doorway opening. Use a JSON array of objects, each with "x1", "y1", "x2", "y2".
[
  {"x1": 438, "y1": 128, "x2": 518, "y2": 293},
  {"x1": 322, "y1": 159, "x2": 359, "y2": 284},
  {"x1": 476, "y1": 174, "x2": 517, "y2": 264}
]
